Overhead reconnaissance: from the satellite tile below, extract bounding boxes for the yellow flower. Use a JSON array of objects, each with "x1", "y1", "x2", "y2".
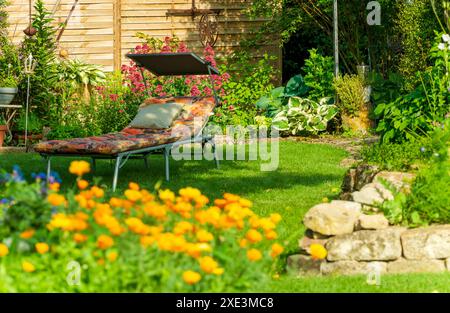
[
  {"x1": 125, "y1": 189, "x2": 142, "y2": 202},
  {"x1": 238, "y1": 198, "x2": 253, "y2": 208},
  {"x1": 159, "y1": 189, "x2": 175, "y2": 202},
  {"x1": 73, "y1": 233, "x2": 88, "y2": 244},
  {"x1": 270, "y1": 243, "x2": 284, "y2": 258},
  {"x1": 179, "y1": 187, "x2": 202, "y2": 201},
  {"x1": 48, "y1": 182, "x2": 60, "y2": 192},
  {"x1": 77, "y1": 179, "x2": 89, "y2": 190},
  {"x1": 247, "y1": 248, "x2": 262, "y2": 262},
  {"x1": 97, "y1": 234, "x2": 114, "y2": 249},
  {"x1": 109, "y1": 197, "x2": 123, "y2": 208},
  {"x1": 182, "y1": 270, "x2": 201, "y2": 285},
  {"x1": 35, "y1": 242, "x2": 49, "y2": 254},
  {"x1": 310, "y1": 243, "x2": 327, "y2": 260},
  {"x1": 107, "y1": 251, "x2": 118, "y2": 262},
  {"x1": 20, "y1": 229, "x2": 35, "y2": 239},
  {"x1": 140, "y1": 236, "x2": 155, "y2": 247},
  {"x1": 322, "y1": 197, "x2": 329, "y2": 203},
  {"x1": 22, "y1": 261, "x2": 36, "y2": 273},
  {"x1": 223, "y1": 193, "x2": 240, "y2": 203},
  {"x1": 129, "y1": 182, "x2": 140, "y2": 191},
  {"x1": 0, "y1": 243, "x2": 9, "y2": 257},
  {"x1": 270, "y1": 213, "x2": 282, "y2": 224},
  {"x1": 246, "y1": 229, "x2": 262, "y2": 243},
  {"x1": 69, "y1": 160, "x2": 91, "y2": 176},
  {"x1": 196, "y1": 229, "x2": 214, "y2": 242},
  {"x1": 47, "y1": 193, "x2": 66, "y2": 207}
]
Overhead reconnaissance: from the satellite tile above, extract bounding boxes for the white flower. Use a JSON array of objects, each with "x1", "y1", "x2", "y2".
[
  {"x1": 438, "y1": 43, "x2": 446, "y2": 50},
  {"x1": 443, "y1": 34, "x2": 450, "y2": 42}
]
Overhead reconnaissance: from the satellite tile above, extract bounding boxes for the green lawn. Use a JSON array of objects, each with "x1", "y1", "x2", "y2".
[{"x1": 1, "y1": 141, "x2": 449, "y2": 292}]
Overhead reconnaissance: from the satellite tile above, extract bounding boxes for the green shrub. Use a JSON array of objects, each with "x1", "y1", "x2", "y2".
[
  {"x1": 360, "y1": 139, "x2": 429, "y2": 171},
  {"x1": 301, "y1": 49, "x2": 334, "y2": 101},
  {"x1": 334, "y1": 74, "x2": 366, "y2": 117},
  {"x1": 382, "y1": 120, "x2": 450, "y2": 226}
]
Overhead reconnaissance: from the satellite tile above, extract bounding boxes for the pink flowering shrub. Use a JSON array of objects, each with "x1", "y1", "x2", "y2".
[{"x1": 121, "y1": 36, "x2": 229, "y2": 99}]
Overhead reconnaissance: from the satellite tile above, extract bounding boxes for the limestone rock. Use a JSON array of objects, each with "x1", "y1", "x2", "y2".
[
  {"x1": 303, "y1": 201, "x2": 362, "y2": 236},
  {"x1": 321, "y1": 261, "x2": 387, "y2": 276},
  {"x1": 351, "y1": 182, "x2": 394, "y2": 206},
  {"x1": 374, "y1": 171, "x2": 416, "y2": 192},
  {"x1": 387, "y1": 258, "x2": 446, "y2": 274},
  {"x1": 341, "y1": 164, "x2": 379, "y2": 193},
  {"x1": 401, "y1": 225, "x2": 450, "y2": 260},
  {"x1": 326, "y1": 227, "x2": 405, "y2": 261},
  {"x1": 287, "y1": 254, "x2": 322, "y2": 276},
  {"x1": 358, "y1": 214, "x2": 389, "y2": 230}
]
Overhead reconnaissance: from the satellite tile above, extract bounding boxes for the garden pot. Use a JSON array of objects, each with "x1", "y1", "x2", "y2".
[
  {"x1": 341, "y1": 102, "x2": 374, "y2": 134},
  {"x1": 0, "y1": 87, "x2": 18, "y2": 106},
  {"x1": 0, "y1": 124, "x2": 7, "y2": 147}
]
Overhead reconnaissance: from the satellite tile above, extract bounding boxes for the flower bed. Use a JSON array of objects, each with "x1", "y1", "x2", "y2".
[{"x1": 0, "y1": 161, "x2": 283, "y2": 292}]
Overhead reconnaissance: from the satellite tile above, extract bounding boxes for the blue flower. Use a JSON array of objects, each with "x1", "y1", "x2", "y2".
[{"x1": 420, "y1": 147, "x2": 426, "y2": 153}]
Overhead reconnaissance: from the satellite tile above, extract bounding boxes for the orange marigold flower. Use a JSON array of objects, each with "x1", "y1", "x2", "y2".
[
  {"x1": 22, "y1": 261, "x2": 36, "y2": 273},
  {"x1": 174, "y1": 221, "x2": 194, "y2": 235},
  {"x1": 73, "y1": 233, "x2": 88, "y2": 244},
  {"x1": 125, "y1": 189, "x2": 142, "y2": 202},
  {"x1": 196, "y1": 229, "x2": 214, "y2": 242},
  {"x1": 271, "y1": 243, "x2": 284, "y2": 258},
  {"x1": 265, "y1": 230, "x2": 278, "y2": 240},
  {"x1": 270, "y1": 213, "x2": 282, "y2": 224},
  {"x1": 0, "y1": 243, "x2": 9, "y2": 257},
  {"x1": 91, "y1": 186, "x2": 104, "y2": 198},
  {"x1": 179, "y1": 187, "x2": 202, "y2": 201},
  {"x1": 20, "y1": 229, "x2": 35, "y2": 239},
  {"x1": 310, "y1": 243, "x2": 327, "y2": 260},
  {"x1": 109, "y1": 197, "x2": 123, "y2": 208},
  {"x1": 107, "y1": 251, "x2": 118, "y2": 262},
  {"x1": 143, "y1": 202, "x2": 167, "y2": 219},
  {"x1": 97, "y1": 234, "x2": 114, "y2": 249},
  {"x1": 194, "y1": 195, "x2": 209, "y2": 209},
  {"x1": 140, "y1": 236, "x2": 155, "y2": 247},
  {"x1": 69, "y1": 160, "x2": 91, "y2": 176},
  {"x1": 47, "y1": 193, "x2": 66, "y2": 207},
  {"x1": 182, "y1": 270, "x2": 201, "y2": 285},
  {"x1": 35, "y1": 242, "x2": 49, "y2": 254},
  {"x1": 199, "y1": 256, "x2": 220, "y2": 274},
  {"x1": 239, "y1": 238, "x2": 248, "y2": 248},
  {"x1": 213, "y1": 198, "x2": 227, "y2": 208},
  {"x1": 74, "y1": 194, "x2": 88, "y2": 209},
  {"x1": 238, "y1": 198, "x2": 253, "y2": 208},
  {"x1": 77, "y1": 179, "x2": 89, "y2": 190},
  {"x1": 48, "y1": 182, "x2": 60, "y2": 192},
  {"x1": 247, "y1": 248, "x2": 262, "y2": 262},
  {"x1": 223, "y1": 193, "x2": 240, "y2": 203},
  {"x1": 159, "y1": 189, "x2": 175, "y2": 202},
  {"x1": 246, "y1": 229, "x2": 262, "y2": 243},
  {"x1": 129, "y1": 182, "x2": 140, "y2": 190}
]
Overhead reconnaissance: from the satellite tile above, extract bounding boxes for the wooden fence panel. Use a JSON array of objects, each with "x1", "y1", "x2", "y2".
[{"x1": 5, "y1": 0, "x2": 281, "y2": 75}]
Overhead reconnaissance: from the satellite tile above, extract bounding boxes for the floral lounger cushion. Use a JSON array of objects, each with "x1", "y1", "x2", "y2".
[{"x1": 34, "y1": 97, "x2": 215, "y2": 155}]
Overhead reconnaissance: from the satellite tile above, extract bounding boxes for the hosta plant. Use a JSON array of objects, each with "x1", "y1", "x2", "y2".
[{"x1": 271, "y1": 97, "x2": 338, "y2": 135}]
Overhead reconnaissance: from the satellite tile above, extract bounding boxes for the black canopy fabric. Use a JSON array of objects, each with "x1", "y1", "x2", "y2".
[{"x1": 126, "y1": 52, "x2": 220, "y2": 76}]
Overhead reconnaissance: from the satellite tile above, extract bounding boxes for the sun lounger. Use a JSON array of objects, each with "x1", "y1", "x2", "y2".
[{"x1": 34, "y1": 53, "x2": 221, "y2": 191}]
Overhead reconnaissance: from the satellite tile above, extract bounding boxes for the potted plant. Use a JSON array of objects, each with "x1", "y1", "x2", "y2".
[
  {"x1": 13, "y1": 112, "x2": 43, "y2": 145},
  {"x1": 0, "y1": 74, "x2": 18, "y2": 106},
  {"x1": 0, "y1": 115, "x2": 7, "y2": 147}
]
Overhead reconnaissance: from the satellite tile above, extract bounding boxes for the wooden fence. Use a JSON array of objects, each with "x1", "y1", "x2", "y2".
[{"x1": 5, "y1": 0, "x2": 281, "y2": 73}]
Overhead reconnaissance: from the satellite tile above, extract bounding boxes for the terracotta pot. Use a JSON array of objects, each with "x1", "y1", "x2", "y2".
[{"x1": 0, "y1": 124, "x2": 7, "y2": 147}]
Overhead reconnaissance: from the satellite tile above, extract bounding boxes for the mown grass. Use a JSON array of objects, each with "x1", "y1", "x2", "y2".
[{"x1": 1, "y1": 141, "x2": 449, "y2": 292}]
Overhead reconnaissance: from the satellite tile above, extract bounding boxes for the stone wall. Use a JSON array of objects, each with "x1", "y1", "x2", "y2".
[{"x1": 288, "y1": 168, "x2": 450, "y2": 276}]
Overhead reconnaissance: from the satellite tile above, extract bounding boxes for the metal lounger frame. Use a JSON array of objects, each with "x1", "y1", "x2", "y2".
[{"x1": 40, "y1": 134, "x2": 219, "y2": 191}]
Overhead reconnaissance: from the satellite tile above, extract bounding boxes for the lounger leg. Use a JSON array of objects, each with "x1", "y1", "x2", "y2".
[
  {"x1": 212, "y1": 142, "x2": 220, "y2": 169},
  {"x1": 91, "y1": 158, "x2": 97, "y2": 172},
  {"x1": 46, "y1": 157, "x2": 51, "y2": 182},
  {"x1": 112, "y1": 156, "x2": 122, "y2": 192},
  {"x1": 164, "y1": 147, "x2": 170, "y2": 182},
  {"x1": 144, "y1": 155, "x2": 149, "y2": 169}
]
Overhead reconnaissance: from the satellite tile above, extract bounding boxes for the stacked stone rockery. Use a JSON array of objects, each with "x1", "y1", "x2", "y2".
[{"x1": 288, "y1": 170, "x2": 450, "y2": 276}]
